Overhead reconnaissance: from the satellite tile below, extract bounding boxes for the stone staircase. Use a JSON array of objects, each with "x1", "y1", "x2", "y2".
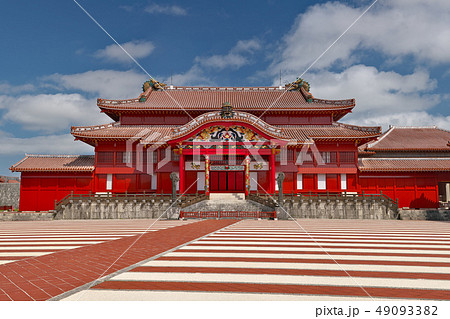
[{"x1": 181, "y1": 193, "x2": 274, "y2": 213}]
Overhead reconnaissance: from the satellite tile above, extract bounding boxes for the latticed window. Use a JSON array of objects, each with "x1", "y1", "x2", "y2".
[
  {"x1": 340, "y1": 152, "x2": 355, "y2": 163},
  {"x1": 97, "y1": 152, "x2": 114, "y2": 164},
  {"x1": 172, "y1": 152, "x2": 180, "y2": 162},
  {"x1": 160, "y1": 148, "x2": 166, "y2": 161},
  {"x1": 210, "y1": 155, "x2": 245, "y2": 165},
  {"x1": 320, "y1": 152, "x2": 337, "y2": 163},
  {"x1": 287, "y1": 149, "x2": 295, "y2": 161},
  {"x1": 300, "y1": 151, "x2": 313, "y2": 163},
  {"x1": 145, "y1": 150, "x2": 158, "y2": 164}
]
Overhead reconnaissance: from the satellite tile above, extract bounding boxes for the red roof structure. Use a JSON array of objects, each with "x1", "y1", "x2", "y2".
[
  {"x1": 98, "y1": 86, "x2": 355, "y2": 121},
  {"x1": 361, "y1": 126, "x2": 450, "y2": 153},
  {"x1": 10, "y1": 155, "x2": 95, "y2": 173},
  {"x1": 359, "y1": 158, "x2": 450, "y2": 172},
  {"x1": 72, "y1": 120, "x2": 380, "y2": 146}
]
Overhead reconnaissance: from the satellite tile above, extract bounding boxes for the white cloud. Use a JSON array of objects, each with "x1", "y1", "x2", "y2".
[
  {"x1": 271, "y1": 1, "x2": 450, "y2": 76},
  {"x1": 0, "y1": 133, "x2": 93, "y2": 155},
  {"x1": 94, "y1": 40, "x2": 155, "y2": 63},
  {"x1": 195, "y1": 39, "x2": 261, "y2": 70},
  {"x1": 167, "y1": 65, "x2": 214, "y2": 86},
  {"x1": 45, "y1": 69, "x2": 147, "y2": 99},
  {"x1": 299, "y1": 65, "x2": 439, "y2": 114},
  {"x1": 287, "y1": 65, "x2": 447, "y2": 131},
  {"x1": 0, "y1": 83, "x2": 35, "y2": 95},
  {"x1": 168, "y1": 39, "x2": 261, "y2": 85},
  {"x1": 0, "y1": 94, "x2": 108, "y2": 133},
  {"x1": 196, "y1": 54, "x2": 249, "y2": 70},
  {"x1": 346, "y1": 111, "x2": 450, "y2": 131},
  {"x1": 145, "y1": 3, "x2": 187, "y2": 16}
]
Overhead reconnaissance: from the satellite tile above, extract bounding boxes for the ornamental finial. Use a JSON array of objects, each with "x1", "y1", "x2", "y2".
[
  {"x1": 142, "y1": 79, "x2": 167, "y2": 92},
  {"x1": 285, "y1": 78, "x2": 310, "y2": 92},
  {"x1": 220, "y1": 102, "x2": 235, "y2": 119}
]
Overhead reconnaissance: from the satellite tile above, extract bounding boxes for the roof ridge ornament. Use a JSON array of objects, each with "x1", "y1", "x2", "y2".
[
  {"x1": 286, "y1": 78, "x2": 310, "y2": 92},
  {"x1": 286, "y1": 78, "x2": 313, "y2": 102},
  {"x1": 140, "y1": 79, "x2": 168, "y2": 102},
  {"x1": 220, "y1": 102, "x2": 235, "y2": 119},
  {"x1": 142, "y1": 79, "x2": 167, "y2": 92}
]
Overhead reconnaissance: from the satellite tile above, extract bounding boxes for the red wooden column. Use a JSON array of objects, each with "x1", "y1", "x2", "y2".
[
  {"x1": 269, "y1": 149, "x2": 276, "y2": 194},
  {"x1": 179, "y1": 151, "x2": 185, "y2": 194},
  {"x1": 244, "y1": 155, "x2": 250, "y2": 198},
  {"x1": 205, "y1": 155, "x2": 210, "y2": 196}
]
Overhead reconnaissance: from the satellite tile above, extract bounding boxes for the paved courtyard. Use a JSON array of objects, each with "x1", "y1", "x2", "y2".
[{"x1": 0, "y1": 218, "x2": 449, "y2": 301}]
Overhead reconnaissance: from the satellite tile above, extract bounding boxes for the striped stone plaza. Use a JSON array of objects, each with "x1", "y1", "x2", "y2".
[{"x1": 59, "y1": 219, "x2": 450, "y2": 301}]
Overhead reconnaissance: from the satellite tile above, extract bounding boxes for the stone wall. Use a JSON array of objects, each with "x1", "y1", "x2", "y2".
[
  {"x1": 0, "y1": 184, "x2": 20, "y2": 209},
  {"x1": 54, "y1": 197, "x2": 176, "y2": 220},
  {"x1": 399, "y1": 209, "x2": 450, "y2": 221},
  {"x1": 0, "y1": 212, "x2": 54, "y2": 221},
  {"x1": 277, "y1": 198, "x2": 397, "y2": 220}
]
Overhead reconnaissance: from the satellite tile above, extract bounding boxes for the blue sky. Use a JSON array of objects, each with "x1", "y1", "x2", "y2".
[{"x1": 1, "y1": 0, "x2": 450, "y2": 176}]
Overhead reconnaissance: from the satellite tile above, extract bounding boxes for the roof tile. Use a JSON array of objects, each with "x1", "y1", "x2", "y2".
[{"x1": 10, "y1": 155, "x2": 95, "y2": 173}]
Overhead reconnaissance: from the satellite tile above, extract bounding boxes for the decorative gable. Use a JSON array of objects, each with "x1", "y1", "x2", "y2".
[{"x1": 188, "y1": 126, "x2": 267, "y2": 142}]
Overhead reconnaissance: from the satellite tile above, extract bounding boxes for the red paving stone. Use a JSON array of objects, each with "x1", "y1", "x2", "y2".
[
  {"x1": 92, "y1": 280, "x2": 450, "y2": 300},
  {"x1": 0, "y1": 219, "x2": 238, "y2": 301},
  {"x1": 130, "y1": 266, "x2": 450, "y2": 281}
]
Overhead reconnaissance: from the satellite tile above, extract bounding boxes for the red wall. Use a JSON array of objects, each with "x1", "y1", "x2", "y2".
[
  {"x1": 19, "y1": 172, "x2": 93, "y2": 211},
  {"x1": 359, "y1": 172, "x2": 444, "y2": 209}
]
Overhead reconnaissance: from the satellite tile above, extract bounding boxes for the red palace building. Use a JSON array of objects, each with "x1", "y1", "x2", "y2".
[{"x1": 10, "y1": 79, "x2": 450, "y2": 212}]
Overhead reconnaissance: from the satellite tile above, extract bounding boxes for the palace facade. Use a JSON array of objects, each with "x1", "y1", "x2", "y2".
[{"x1": 10, "y1": 79, "x2": 450, "y2": 211}]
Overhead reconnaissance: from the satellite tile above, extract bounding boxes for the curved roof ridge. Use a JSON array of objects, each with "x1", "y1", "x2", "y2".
[
  {"x1": 170, "y1": 110, "x2": 287, "y2": 141},
  {"x1": 365, "y1": 126, "x2": 395, "y2": 149},
  {"x1": 388, "y1": 125, "x2": 438, "y2": 129},
  {"x1": 71, "y1": 122, "x2": 117, "y2": 133},
  {"x1": 24, "y1": 154, "x2": 94, "y2": 158}
]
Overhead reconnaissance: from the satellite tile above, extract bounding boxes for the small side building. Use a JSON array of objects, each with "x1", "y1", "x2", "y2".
[
  {"x1": 10, "y1": 155, "x2": 94, "y2": 211},
  {"x1": 359, "y1": 126, "x2": 450, "y2": 209}
]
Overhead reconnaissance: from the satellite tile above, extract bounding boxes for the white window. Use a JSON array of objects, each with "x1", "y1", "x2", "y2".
[
  {"x1": 250, "y1": 172, "x2": 257, "y2": 191},
  {"x1": 197, "y1": 172, "x2": 205, "y2": 191},
  {"x1": 341, "y1": 174, "x2": 347, "y2": 190},
  {"x1": 106, "y1": 174, "x2": 113, "y2": 190},
  {"x1": 151, "y1": 174, "x2": 157, "y2": 190},
  {"x1": 317, "y1": 174, "x2": 326, "y2": 190},
  {"x1": 297, "y1": 173, "x2": 303, "y2": 190}
]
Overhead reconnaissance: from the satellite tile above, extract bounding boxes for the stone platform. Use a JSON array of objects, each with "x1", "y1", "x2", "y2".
[{"x1": 181, "y1": 193, "x2": 274, "y2": 213}]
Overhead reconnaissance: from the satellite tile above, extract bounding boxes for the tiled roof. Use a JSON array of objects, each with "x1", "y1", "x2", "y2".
[
  {"x1": 72, "y1": 120, "x2": 379, "y2": 146},
  {"x1": 71, "y1": 123, "x2": 173, "y2": 145},
  {"x1": 97, "y1": 86, "x2": 355, "y2": 113},
  {"x1": 362, "y1": 126, "x2": 450, "y2": 152},
  {"x1": 282, "y1": 123, "x2": 381, "y2": 141},
  {"x1": 10, "y1": 155, "x2": 95, "y2": 172},
  {"x1": 359, "y1": 158, "x2": 450, "y2": 172},
  {"x1": 72, "y1": 123, "x2": 173, "y2": 139}
]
